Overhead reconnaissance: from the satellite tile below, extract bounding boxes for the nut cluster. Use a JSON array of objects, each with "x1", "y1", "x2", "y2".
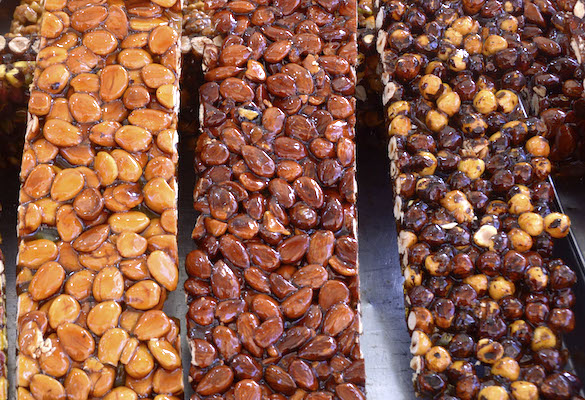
[
  {"x1": 16, "y1": 0, "x2": 183, "y2": 399},
  {"x1": 377, "y1": 0, "x2": 581, "y2": 399},
  {"x1": 187, "y1": 0, "x2": 364, "y2": 398}
]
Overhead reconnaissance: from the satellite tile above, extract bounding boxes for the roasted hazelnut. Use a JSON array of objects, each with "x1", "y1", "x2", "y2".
[
  {"x1": 525, "y1": 266, "x2": 548, "y2": 292},
  {"x1": 389, "y1": 115, "x2": 412, "y2": 136},
  {"x1": 395, "y1": 53, "x2": 422, "y2": 82},
  {"x1": 509, "y1": 320, "x2": 532, "y2": 344},
  {"x1": 525, "y1": 302, "x2": 549, "y2": 325},
  {"x1": 408, "y1": 307, "x2": 434, "y2": 334},
  {"x1": 499, "y1": 297, "x2": 523, "y2": 320},
  {"x1": 449, "y1": 50, "x2": 468, "y2": 71},
  {"x1": 483, "y1": 35, "x2": 508, "y2": 56},
  {"x1": 476, "y1": 339, "x2": 504, "y2": 364},
  {"x1": 417, "y1": 372, "x2": 446, "y2": 397},
  {"x1": 458, "y1": 158, "x2": 485, "y2": 179},
  {"x1": 531, "y1": 157, "x2": 551, "y2": 180},
  {"x1": 410, "y1": 330, "x2": 432, "y2": 356},
  {"x1": 525, "y1": 135, "x2": 550, "y2": 157},
  {"x1": 540, "y1": 374, "x2": 573, "y2": 400},
  {"x1": 474, "y1": 225, "x2": 498, "y2": 248},
  {"x1": 543, "y1": 213, "x2": 571, "y2": 238},
  {"x1": 518, "y1": 213, "x2": 544, "y2": 236},
  {"x1": 474, "y1": 89, "x2": 498, "y2": 114},
  {"x1": 460, "y1": 112, "x2": 488, "y2": 136},
  {"x1": 549, "y1": 261, "x2": 577, "y2": 290},
  {"x1": 450, "y1": 254, "x2": 474, "y2": 278},
  {"x1": 408, "y1": 242, "x2": 431, "y2": 265},
  {"x1": 523, "y1": 365, "x2": 546, "y2": 386},
  {"x1": 463, "y1": 274, "x2": 489, "y2": 296},
  {"x1": 477, "y1": 251, "x2": 501, "y2": 277},
  {"x1": 499, "y1": 15, "x2": 519, "y2": 32},
  {"x1": 478, "y1": 386, "x2": 509, "y2": 400},
  {"x1": 534, "y1": 348, "x2": 565, "y2": 373},
  {"x1": 437, "y1": 92, "x2": 461, "y2": 116},
  {"x1": 387, "y1": 100, "x2": 410, "y2": 119},
  {"x1": 425, "y1": 110, "x2": 449, "y2": 132},
  {"x1": 456, "y1": 374, "x2": 480, "y2": 400},
  {"x1": 389, "y1": 29, "x2": 413, "y2": 51},
  {"x1": 492, "y1": 357, "x2": 520, "y2": 381},
  {"x1": 432, "y1": 298, "x2": 455, "y2": 329},
  {"x1": 489, "y1": 276, "x2": 515, "y2": 301},
  {"x1": 448, "y1": 333, "x2": 475, "y2": 358},
  {"x1": 510, "y1": 381, "x2": 538, "y2": 400},
  {"x1": 508, "y1": 228, "x2": 533, "y2": 252},
  {"x1": 548, "y1": 308, "x2": 575, "y2": 333},
  {"x1": 425, "y1": 346, "x2": 451, "y2": 373},
  {"x1": 531, "y1": 326, "x2": 557, "y2": 352}
]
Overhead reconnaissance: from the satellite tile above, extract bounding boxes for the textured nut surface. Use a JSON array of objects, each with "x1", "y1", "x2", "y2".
[
  {"x1": 17, "y1": 0, "x2": 183, "y2": 398},
  {"x1": 186, "y1": 0, "x2": 362, "y2": 397}
]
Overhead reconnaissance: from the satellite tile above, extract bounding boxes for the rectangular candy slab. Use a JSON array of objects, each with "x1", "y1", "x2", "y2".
[
  {"x1": 16, "y1": 1, "x2": 183, "y2": 398},
  {"x1": 185, "y1": 0, "x2": 366, "y2": 398}
]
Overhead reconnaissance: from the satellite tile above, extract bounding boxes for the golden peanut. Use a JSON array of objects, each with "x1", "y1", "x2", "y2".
[
  {"x1": 18, "y1": 239, "x2": 59, "y2": 269},
  {"x1": 44, "y1": 118, "x2": 82, "y2": 147},
  {"x1": 115, "y1": 126, "x2": 152, "y2": 153},
  {"x1": 23, "y1": 164, "x2": 55, "y2": 199},
  {"x1": 148, "y1": 339, "x2": 181, "y2": 370},
  {"x1": 143, "y1": 178, "x2": 175, "y2": 214},
  {"x1": 92, "y1": 266, "x2": 125, "y2": 302},
  {"x1": 100, "y1": 65, "x2": 129, "y2": 102},
  {"x1": 109, "y1": 212, "x2": 151, "y2": 233},
  {"x1": 94, "y1": 151, "x2": 119, "y2": 186},
  {"x1": 30, "y1": 374, "x2": 66, "y2": 400},
  {"x1": 28, "y1": 261, "x2": 65, "y2": 301},
  {"x1": 149, "y1": 25, "x2": 178, "y2": 54},
  {"x1": 56, "y1": 205, "x2": 84, "y2": 242},
  {"x1": 87, "y1": 301, "x2": 122, "y2": 336},
  {"x1": 29, "y1": 91, "x2": 53, "y2": 116},
  {"x1": 152, "y1": 367, "x2": 183, "y2": 394},
  {"x1": 65, "y1": 270, "x2": 94, "y2": 301},
  {"x1": 18, "y1": 355, "x2": 39, "y2": 387},
  {"x1": 116, "y1": 232, "x2": 148, "y2": 258},
  {"x1": 133, "y1": 310, "x2": 171, "y2": 340},
  {"x1": 146, "y1": 250, "x2": 178, "y2": 291},
  {"x1": 125, "y1": 281, "x2": 162, "y2": 310},
  {"x1": 39, "y1": 335, "x2": 70, "y2": 378},
  {"x1": 125, "y1": 344, "x2": 155, "y2": 379},
  {"x1": 88, "y1": 364, "x2": 115, "y2": 397},
  {"x1": 110, "y1": 150, "x2": 143, "y2": 183},
  {"x1": 120, "y1": 338, "x2": 139, "y2": 365},
  {"x1": 141, "y1": 64, "x2": 175, "y2": 88},
  {"x1": 64, "y1": 368, "x2": 91, "y2": 400},
  {"x1": 103, "y1": 387, "x2": 139, "y2": 400},
  {"x1": 57, "y1": 323, "x2": 95, "y2": 362},
  {"x1": 98, "y1": 328, "x2": 130, "y2": 366},
  {"x1": 48, "y1": 294, "x2": 81, "y2": 329},
  {"x1": 83, "y1": 29, "x2": 118, "y2": 55},
  {"x1": 38, "y1": 64, "x2": 70, "y2": 94},
  {"x1": 69, "y1": 93, "x2": 102, "y2": 123},
  {"x1": 51, "y1": 168, "x2": 86, "y2": 202},
  {"x1": 156, "y1": 84, "x2": 177, "y2": 109}
]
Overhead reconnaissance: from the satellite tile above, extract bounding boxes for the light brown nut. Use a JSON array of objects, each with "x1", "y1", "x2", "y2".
[
  {"x1": 98, "y1": 328, "x2": 130, "y2": 366},
  {"x1": 48, "y1": 294, "x2": 81, "y2": 329},
  {"x1": 92, "y1": 266, "x2": 125, "y2": 302},
  {"x1": 146, "y1": 250, "x2": 178, "y2": 291},
  {"x1": 133, "y1": 310, "x2": 171, "y2": 340},
  {"x1": 30, "y1": 374, "x2": 66, "y2": 400},
  {"x1": 125, "y1": 280, "x2": 162, "y2": 310},
  {"x1": 87, "y1": 301, "x2": 122, "y2": 336},
  {"x1": 57, "y1": 323, "x2": 95, "y2": 362},
  {"x1": 28, "y1": 261, "x2": 65, "y2": 301}
]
